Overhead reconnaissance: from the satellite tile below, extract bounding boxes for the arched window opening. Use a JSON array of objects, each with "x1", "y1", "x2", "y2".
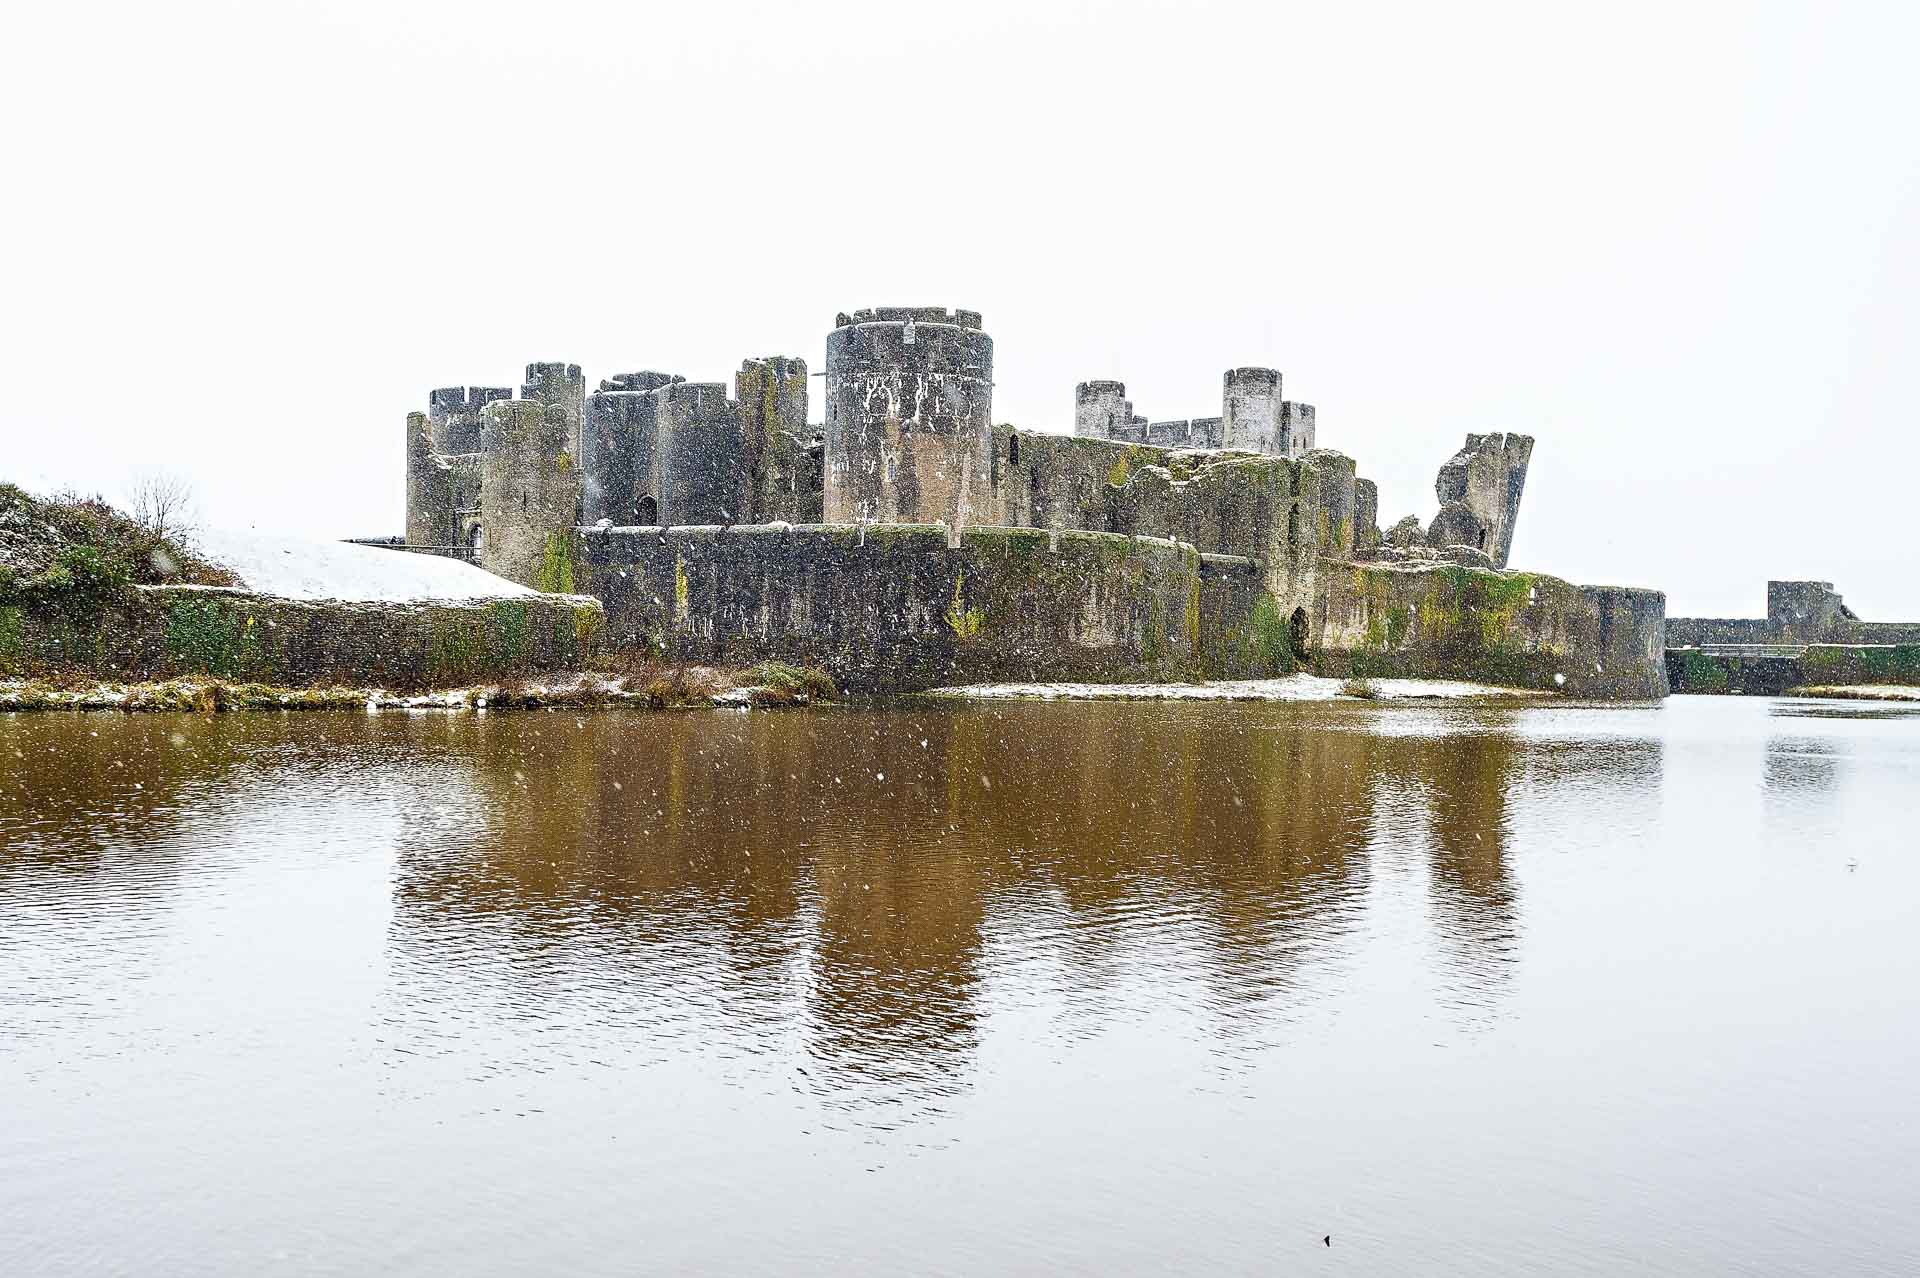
[
  {"x1": 1478, "y1": 528, "x2": 1488, "y2": 550},
  {"x1": 637, "y1": 494, "x2": 658, "y2": 525},
  {"x1": 1008, "y1": 434, "x2": 1020, "y2": 466},
  {"x1": 1287, "y1": 504, "x2": 1299, "y2": 553},
  {"x1": 1289, "y1": 607, "x2": 1310, "y2": 660},
  {"x1": 468, "y1": 524, "x2": 484, "y2": 555}
]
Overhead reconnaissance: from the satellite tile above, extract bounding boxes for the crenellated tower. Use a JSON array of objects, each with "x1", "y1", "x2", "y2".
[{"x1": 824, "y1": 307, "x2": 994, "y2": 528}]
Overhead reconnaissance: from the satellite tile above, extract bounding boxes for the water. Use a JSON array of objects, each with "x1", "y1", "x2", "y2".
[{"x1": 3, "y1": 696, "x2": 1917, "y2": 1275}]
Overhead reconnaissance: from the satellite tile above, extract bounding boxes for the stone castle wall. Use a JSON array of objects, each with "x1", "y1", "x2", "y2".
[{"x1": 1, "y1": 587, "x2": 603, "y2": 689}]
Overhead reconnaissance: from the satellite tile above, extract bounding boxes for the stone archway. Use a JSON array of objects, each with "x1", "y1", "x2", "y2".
[{"x1": 1289, "y1": 606, "x2": 1310, "y2": 660}]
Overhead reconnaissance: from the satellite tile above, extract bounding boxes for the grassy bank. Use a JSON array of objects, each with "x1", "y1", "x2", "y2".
[{"x1": 0, "y1": 661, "x2": 838, "y2": 713}]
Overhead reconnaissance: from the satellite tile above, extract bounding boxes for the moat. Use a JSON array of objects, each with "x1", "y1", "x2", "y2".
[{"x1": 4, "y1": 698, "x2": 1917, "y2": 1275}]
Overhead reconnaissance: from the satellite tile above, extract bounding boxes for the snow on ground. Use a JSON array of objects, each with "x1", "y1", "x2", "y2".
[
  {"x1": 930, "y1": 675, "x2": 1551, "y2": 702},
  {"x1": 192, "y1": 527, "x2": 539, "y2": 602}
]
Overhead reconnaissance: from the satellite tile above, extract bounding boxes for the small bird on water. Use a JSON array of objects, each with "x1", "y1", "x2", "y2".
[{"x1": 1324, "y1": 1235, "x2": 1331, "y2": 1247}]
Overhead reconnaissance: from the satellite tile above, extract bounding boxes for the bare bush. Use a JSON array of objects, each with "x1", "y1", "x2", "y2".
[{"x1": 125, "y1": 472, "x2": 198, "y2": 544}]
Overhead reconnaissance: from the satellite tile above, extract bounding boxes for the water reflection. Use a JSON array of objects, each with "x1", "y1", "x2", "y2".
[{"x1": 360, "y1": 703, "x2": 1581, "y2": 1114}]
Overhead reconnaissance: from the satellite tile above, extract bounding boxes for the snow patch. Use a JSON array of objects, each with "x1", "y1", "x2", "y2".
[{"x1": 193, "y1": 527, "x2": 540, "y2": 602}]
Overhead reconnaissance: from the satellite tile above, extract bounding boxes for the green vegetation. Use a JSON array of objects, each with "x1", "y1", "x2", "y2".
[
  {"x1": 1250, "y1": 594, "x2": 1290, "y2": 673},
  {"x1": 535, "y1": 532, "x2": 576, "y2": 594},
  {"x1": 163, "y1": 598, "x2": 264, "y2": 678},
  {"x1": 945, "y1": 572, "x2": 985, "y2": 640}
]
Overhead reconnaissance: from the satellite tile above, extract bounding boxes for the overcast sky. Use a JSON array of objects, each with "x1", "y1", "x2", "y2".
[{"x1": 5, "y1": 1, "x2": 1915, "y2": 618}]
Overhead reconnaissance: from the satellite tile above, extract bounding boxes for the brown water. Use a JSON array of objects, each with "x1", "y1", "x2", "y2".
[{"x1": 3, "y1": 696, "x2": 1917, "y2": 1275}]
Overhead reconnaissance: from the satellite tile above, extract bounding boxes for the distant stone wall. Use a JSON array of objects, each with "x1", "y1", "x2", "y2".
[
  {"x1": 577, "y1": 523, "x2": 1291, "y2": 691},
  {"x1": 1667, "y1": 644, "x2": 1920, "y2": 695},
  {"x1": 574, "y1": 522, "x2": 1667, "y2": 697},
  {"x1": 1316, "y1": 562, "x2": 1668, "y2": 698},
  {"x1": 1, "y1": 586, "x2": 603, "y2": 689}
]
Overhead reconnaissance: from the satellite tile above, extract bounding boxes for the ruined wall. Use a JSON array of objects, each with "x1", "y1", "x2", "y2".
[
  {"x1": 1317, "y1": 562, "x2": 1668, "y2": 698},
  {"x1": 1427, "y1": 433, "x2": 1533, "y2": 568},
  {"x1": 1, "y1": 586, "x2": 602, "y2": 689},
  {"x1": 575, "y1": 523, "x2": 1292, "y2": 691},
  {"x1": 824, "y1": 308, "x2": 994, "y2": 531},
  {"x1": 478, "y1": 400, "x2": 583, "y2": 592},
  {"x1": 1668, "y1": 580, "x2": 1920, "y2": 648},
  {"x1": 736, "y1": 357, "x2": 809, "y2": 521}
]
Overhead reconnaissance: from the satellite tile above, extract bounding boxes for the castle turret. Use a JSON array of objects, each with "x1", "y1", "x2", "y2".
[
  {"x1": 428, "y1": 386, "x2": 512, "y2": 453},
  {"x1": 656, "y1": 382, "x2": 745, "y2": 526},
  {"x1": 405, "y1": 411, "x2": 455, "y2": 547},
  {"x1": 1222, "y1": 367, "x2": 1282, "y2": 453},
  {"x1": 1278, "y1": 401, "x2": 1316, "y2": 457},
  {"x1": 824, "y1": 307, "x2": 993, "y2": 529},
  {"x1": 520, "y1": 362, "x2": 586, "y2": 462},
  {"x1": 736, "y1": 356, "x2": 809, "y2": 522},
  {"x1": 478, "y1": 399, "x2": 582, "y2": 590},
  {"x1": 1074, "y1": 380, "x2": 1131, "y2": 439}
]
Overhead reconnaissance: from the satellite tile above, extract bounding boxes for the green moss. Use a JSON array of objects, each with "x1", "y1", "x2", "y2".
[
  {"x1": 1106, "y1": 452, "x2": 1132, "y2": 488},
  {"x1": 1678, "y1": 649, "x2": 1731, "y2": 693},
  {"x1": 1184, "y1": 577, "x2": 1201, "y2": 650},
  {"x1": 488, "y1": 600, "x2": 529, "y2": 666},
  {"x1": 1250, "y1": 594, "x2": 1289, "y2": 673},
  {"x1": 673, "y1": 554, "x2": 690, "y2": 617},
  {"x1": 0, "y1": 605, "x2": 22, "y2": 676},
  {"x1": 430, "y1": 621, "x2": 484, "y2": 682},
  {"x1": 1385, "y1": 605, "x2": 1413, "y2": 647},
  {"x1": 534, "y1": 532, "x2": 576, "y2": 594},
  {"x1": 164, "y1": 598, "x2": 264, "y2": 678}
]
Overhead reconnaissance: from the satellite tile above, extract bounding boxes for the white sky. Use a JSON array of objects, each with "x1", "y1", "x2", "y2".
[{"x1": 4, "y1": 0, "x2": 1915, "y2": 619}]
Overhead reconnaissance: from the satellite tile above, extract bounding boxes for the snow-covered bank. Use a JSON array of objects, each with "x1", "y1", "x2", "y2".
[
  {"x1": 193, "y1": 527, "x2": 538, "y2": 601},
  {"x1": 927, "y1": 675, "x2": 1553, "y2": 702}
]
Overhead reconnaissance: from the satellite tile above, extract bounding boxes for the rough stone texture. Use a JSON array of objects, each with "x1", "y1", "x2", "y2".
[
  {"x1": 576, "y1": 523, "x2": 1290, "y2": 690},
  {"x1": 1427, "y1": 433, "x2": 1533, "y2": 568},
  {"x1": 405, "y1": 411, "x2": 456, "y2": 548},
  {"x1": 1353, "y1": 478, "x2": 1380, "y2": 553},
  {"x1": 1278, "y1": 401, "x2": 1316, "y2": 456},
  {"x1": 736, "y1": 357, "x2": 810, "y2": 521},
  {"x1": 824, "y1": 308, "x2": 994, "y2": 532},
  {"x1": 1074, "y1": 380, "x2": 1133, "y2": 438},
  {"x1": 521, "y1": 362, "x2": 586, "y2": 462},
  {"x1": 1317, "y1": 563, "x2": 1668, "y2": 698},
  {"x1": 0, "y1": 585, "x2": 602, "y2": 688},
  {"x1": 581, "y1": 387, "x2": 662, "y2": 526},
  {"x1": 427, "y1": 386, "x2": 512, "y2": 453},
  {"x1": 478, "y1": 399, "x2": 582, "y2": 591},
  {"x1": 1222, "y1": 367, "x2": 1282, "y2": 453},
  {"x1": 657, "y1": 382, "x2": 746, "y2": 527}
]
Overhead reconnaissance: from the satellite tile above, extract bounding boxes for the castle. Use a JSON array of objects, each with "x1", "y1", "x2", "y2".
[{"x1": 400, "y1": 307, "x2": 1667, "y2": 697}]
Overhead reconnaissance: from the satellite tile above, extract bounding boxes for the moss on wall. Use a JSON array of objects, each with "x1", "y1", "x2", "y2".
[
  {"x1": 535, "y1": 532, "x2": 576, "y2": 594},
  {"x1": 1, "y1": 586, "x2": 602, "y2": 690}
]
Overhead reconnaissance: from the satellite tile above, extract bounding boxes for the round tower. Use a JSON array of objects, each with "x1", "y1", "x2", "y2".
[
  {"x1": 824, "y1": 308, "x2": 993, "y2": 526},
  {"x1": 478, "y1": 399, "x2": 583, "y2": 590},
  {"x1": 1222, "y1": 367, "x2": 1282, "y2": 453},
  {"x1": 1074, "y1": 380, "x2": 1130, "y2": 439}
]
